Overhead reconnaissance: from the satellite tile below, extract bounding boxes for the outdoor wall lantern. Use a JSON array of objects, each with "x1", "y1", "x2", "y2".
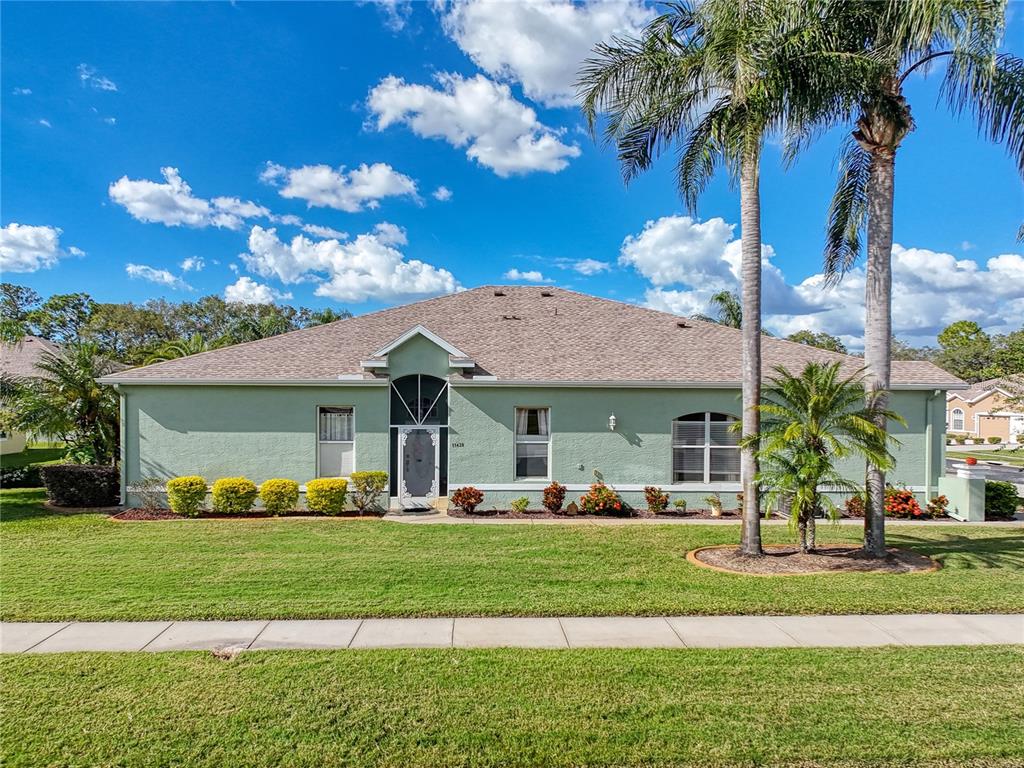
[{"x1": 608, "y1": 413, "x2": 617, "y2": 431}]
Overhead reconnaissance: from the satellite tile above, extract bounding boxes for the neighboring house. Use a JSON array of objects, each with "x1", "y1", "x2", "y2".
[
  {"x1": 946, "y1": 378, "x2": 1024, "y2": 444},
  {"x1": 100, "y1": 287, "x2": 962, "y2": 510},
  {"x1": 0, "y1": 335, "x2": 60, "y2": 455}
]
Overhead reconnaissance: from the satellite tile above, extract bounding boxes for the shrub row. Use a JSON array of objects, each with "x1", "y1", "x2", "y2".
[
  {"x1": 159, "y1": 471, "x2": 388, "y2": 517},
  {"x1": 947, "y1": 434, "x2": 1003, "y2": 445}
]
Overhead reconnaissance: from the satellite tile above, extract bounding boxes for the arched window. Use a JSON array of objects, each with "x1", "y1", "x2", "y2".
[
  {"x1": 390, "y1": 375, "x2": 448, "y2": 426},
  {"x1": 951, "y1": 408, "x2": 965, "y2": 432},
  {"x1": 672, "y1": 412, "x2": 740, "y2": 483}
]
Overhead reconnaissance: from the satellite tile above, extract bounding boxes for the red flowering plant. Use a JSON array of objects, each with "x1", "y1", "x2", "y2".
[
  {"x1": 925, "y1": 494, "x2": 949, "y2": 519},
  {"x1": 643, "y1": 486, "x2": 670, "y2": 514},
  {"x1": 884, "y1": 487, "x2": 922, "y2": 518},
  {"x1": 542, "y1": 482, "x2": 567, "y2": 513},
  {"x1": 579, "y1": 483, "x2": 627, "y2": 515},
  {"x1": 844, "y1": 493, "x2": 866, "y2": 518},
  {"x1": 450, "y1": 486, "x2": 484, "y2": 513}
]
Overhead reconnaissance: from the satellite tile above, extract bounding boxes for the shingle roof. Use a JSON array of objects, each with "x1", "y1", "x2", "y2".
[
  {"x1": 101, "y1": 286, "x2": 963, "y2": 388},
  {"x1": 948, "y1": 377, "x2": 1016, "y2": 402},
  {"x1": 0, "y1": 336, "x2": 61, "y2": 379}
]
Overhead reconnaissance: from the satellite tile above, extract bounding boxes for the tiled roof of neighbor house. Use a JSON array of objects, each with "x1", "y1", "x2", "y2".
[
  {"x1": 948, "y1": 377, "x2": 1019, "y2": 402},
  {"x1": 0, "y1": 335, "x2": 61, "y2": 378},
  {"x1": 101, "y1": 286, "x2": 964, "y2": 388}
]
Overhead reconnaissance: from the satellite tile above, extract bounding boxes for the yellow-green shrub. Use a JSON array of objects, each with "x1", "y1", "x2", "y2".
[
  {"x1": 259, "y1": 478, "x2": 299, "y2": 515},
  {"x1": 349, "y1": 471, "x2": 388, "y2": 514},
  {"x1": 305, "y1": 478, "x2": 348, "y2": 515},
  {"x1": 212, "y1": 477, "x2": 258, "y2": 514},
  {"x1": 166, "y1": 476, "x2": 207, "y2": 517}
]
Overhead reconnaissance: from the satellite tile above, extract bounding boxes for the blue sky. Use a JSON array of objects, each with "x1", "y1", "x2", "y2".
[{"x1": 2, "y1": 0, "x2": 1022, "y2": 347}]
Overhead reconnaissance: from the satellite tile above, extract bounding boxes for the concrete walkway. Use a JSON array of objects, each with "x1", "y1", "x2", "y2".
[{"x1": 3, "y1": 614, "x2": 1020, "y2": 653}]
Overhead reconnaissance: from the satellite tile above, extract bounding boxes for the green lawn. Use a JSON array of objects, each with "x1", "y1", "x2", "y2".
[
  {"x1": 3, "y1": 647, "x2": 1022, "y2": 767},
  {"x1": 3, "y1": 489, "x2": 1023, "y2": 620},
  {"x1": 0, "y1": 445, "x2": 64, "y2": 469}
]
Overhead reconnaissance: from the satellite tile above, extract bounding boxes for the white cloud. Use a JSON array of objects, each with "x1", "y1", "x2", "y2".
[
  {"x1": 370, "y1": 0, "x2": 412, "y2": 30},
  {"x1": 38, "y1": 119, "x2": 51, "y2": 128},
  {"x1": 572, "y1": 258, "x2": 611, "y2": 275},
  {"x1": 367, "y1": 73, "x2": 581, "y2": 176},
  {"x1": 12, "y1": 87, "x2": 31, "y2": 96},
  {"x1": 432, "y1": 185, "x2": 453, "y2": 202},
  {"x1": 503, "y1": 268, "x2": 552, "y2": 283},
  {"x1": 240, "y1": 224, "x2": 459, "y2": 302},
  {"x1": 77, "y1": 63, "x2": 117, "y2": 92},
  {"x1": 0, "y1": 223, "x2": 78, "y2": 273},
  {"x1": 302, "y1": 224, "x2": 348, "y2": 239},
  {"x1": 961, "y1": 240, "x2": 975, "y2": 251},
  {"x1": 125, "y1": 263, "x2": 192, "y2": 291},
  {"x1": 619, "y1": 214, "x2": 1024, "y2": 348},
  {"x1": 180, "y1": 256, "x2": 205, "y2": 272},
  {"x1": 109, "y1": 167, "x2": 276, "y2": 230},
  {"x1": 261, "y1": 161, "x2": 418, "y2": 212},
  {"x1": 103, "y1": 116, "x2": 117, "y2": 126},
  {"x1": 224, "y1": 276, "x2": 293, "y2": 304},
  {"x1": 439, "y1": 0, "x2": 652, "y2": 107}
]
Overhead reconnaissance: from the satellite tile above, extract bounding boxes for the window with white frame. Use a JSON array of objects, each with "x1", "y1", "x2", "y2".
[
  {"x1": 950, "y1": 408, "x2": 965, "y2": 431},
  {"x1": 515, "y1": 407, "x2": 550, "y2": 479},
  {"x1": 672, "y1": 412, "x2": 740, "y2": 483},
  {"x1": 318, "y1": 406, "x2": 354, "y2": 477}
]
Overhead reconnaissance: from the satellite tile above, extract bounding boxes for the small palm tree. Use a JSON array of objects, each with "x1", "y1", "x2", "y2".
[
  {"x1": 144, "y1": 334, "x2": 223, "y2": 365},
  {"x1": 0, "y1": 343, "x2": 120, "y2": 464},
  {"x1": 742, "y1": 362, "x2": 902, "y2": 553}
]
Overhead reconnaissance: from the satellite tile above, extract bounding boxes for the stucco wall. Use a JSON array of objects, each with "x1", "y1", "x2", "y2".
[{"x1": 121, "y1": 384, "x2": 389, "y2": 490}]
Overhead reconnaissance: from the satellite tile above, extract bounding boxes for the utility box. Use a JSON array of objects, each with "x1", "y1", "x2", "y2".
[{"x1": 939, "y1": 463, "x2": 987, "y2": 522}]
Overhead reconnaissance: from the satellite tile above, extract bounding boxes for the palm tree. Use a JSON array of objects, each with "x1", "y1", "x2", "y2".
[
  {"x1": 692, "y1": 290, "x2": 743, "y2": 328},
  {"x1": 144, "y1": 334, "x2": 223, "y2": 365},
  {"x1": 579, "y1": 0, "x2": 803, "y2": 556},
  {"x1": 0, "y1": 343, "x2": 120, "y2": 464},
  {"x1": 225, "y1": 312, "x2": 293, "y2": 344},
  {"x1": 742, "y1": 362, "x2": 901, "y2": 553},
  {"x1": 802, "y1": 0, "x2": 1024, "y2": 556}
]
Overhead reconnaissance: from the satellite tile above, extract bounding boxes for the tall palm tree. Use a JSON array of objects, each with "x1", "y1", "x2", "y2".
[
  {"x1": 144, "y1": 334, "x2": 223, "y2": 365},
  {"x1": 578, "y1": 0, "x2": 805, "y2": 555},
  {"x1": 742, "y1": 362, "x2": 901, "y2": 553},
  {"x1": 0, "y1": 343, "x2": 120, "y2": 464},
  {"x1": 803, "y1": 0, "x2": 1024, "y2": 556},
  {"x1": 692, "y1": 290, "x2": 743, "y2": 328}
]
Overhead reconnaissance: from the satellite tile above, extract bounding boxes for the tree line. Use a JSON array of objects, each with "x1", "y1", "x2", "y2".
[{"x1": 0, "y1": 283, "x2": 351, "y2": 365}]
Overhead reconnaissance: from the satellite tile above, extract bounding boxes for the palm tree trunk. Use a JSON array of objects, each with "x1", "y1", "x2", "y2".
[
  {"x1": 739, "y1": 150, "x2": 764, "y2": 556},
  {"x1": 797, "y1": 512, "x2": 808, "y2": 554},
  {"x1": 863, "y1": 148, "x2": 895, "y2": 558},
  {"x1": 807, "y1": 513, "x2": 816, "y2": 552}
]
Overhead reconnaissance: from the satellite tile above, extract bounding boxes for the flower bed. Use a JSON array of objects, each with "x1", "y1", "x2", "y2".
[{"x1": 110, "y1": 508, "x2": 383, "y2": 521}]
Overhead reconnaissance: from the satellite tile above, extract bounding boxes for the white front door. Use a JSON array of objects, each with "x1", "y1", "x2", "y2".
[{"x1": 398, "y1": 427, "x2": 439, "y2": 509}]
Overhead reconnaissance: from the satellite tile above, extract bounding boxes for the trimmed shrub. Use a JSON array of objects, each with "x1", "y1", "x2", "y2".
[
  {"x1": 259, "y1": 478, "x2": 299, "y2": 515},
  {"x1": 511, "y1": 496, "x2": 530, "y2": 514},
  {"x1": 580, "y1": 483, "x2": 626, "y2": 515},
  {"x1": 349, "y1": 471, "x2": 388, "y2": 514},
  {"x1": 450, "y1": 486, "x2": 484, "y2": 513},
  {"x1": 644, "y1": 486, "x2": 669, "y2": 514},
  {"x1": 212, "y1": 477, "x2": 258, "y2": 515},
  {"x1": 542, "y1": 482, "x2": 566, "y2": 513},
  {"x1": 925, "y1": 494, "x2": 949, "y2": 519},
  {"x1": 166, "y1": 476, "x2": 208, "y2": 517},
  {"x1": 985, "y1": 480, "x2": 1022, "y2": 521},
  {"x1": 986, "y1": 436, "x2": 1002, "y2": 444},
  {"x1": 39, "y1": 464, "x2": 119, "y2": 507},
  {"x1": 0, "y1": 464, "x2": 43, "y2": 488},
  {"x1": 844, "y1": 494, "x2": 865, "y2": 518},
  {"x1": 306, "y1": 478, "x2": 348, "y2": 515},
  {"x1": 971, "y1": 437, "x2": 985, "y2": 444},
  {"x1": 673, "y1": 498, "x2": 688, "y2": 512}
]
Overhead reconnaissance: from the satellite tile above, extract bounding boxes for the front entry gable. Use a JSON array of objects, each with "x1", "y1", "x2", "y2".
[{"x1": 361, "y1": 324, "x2": 474, "y2": 379}]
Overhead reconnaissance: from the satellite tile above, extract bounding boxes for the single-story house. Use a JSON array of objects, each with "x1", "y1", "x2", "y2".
[
  {"x1": 946, "y1": 378, "x2": 1023, "y2": 444},
  {"x1": 0, "y1": 335, "x2": 61, "y2": 455},
  {"x1": 100, "y1": 286, "x2": 962, "y2": 511}
]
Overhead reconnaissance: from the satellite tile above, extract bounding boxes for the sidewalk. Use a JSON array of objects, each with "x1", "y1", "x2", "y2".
[{"x1": 3, "y1": 614, "x2": 1021, "y2": 653}]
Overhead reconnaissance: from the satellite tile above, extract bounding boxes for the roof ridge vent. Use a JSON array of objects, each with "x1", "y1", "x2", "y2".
[
  {"x1": 540, "y1": 290, "x2": 553, "y2": 297},
  {"x1": 493, "y1": 289, "x2": 506, "y2": 296},
  {"x1": 676, "y1": 320, "x2": 689, "y2": 328},
  {"x1": 502, "y1": 314, "x2": 521, "y2": 321}
]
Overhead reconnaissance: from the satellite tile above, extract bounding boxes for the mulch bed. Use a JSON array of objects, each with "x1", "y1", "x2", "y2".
[
  {"x1": 110, "y1": 508, "x2": 383, "y2": 521},
  {"x1": 689, "y1": 544, "x2": 939, "y2": 576},
  {"x1": 448, "y1": 508, "x2": 757, "y2": 520}
]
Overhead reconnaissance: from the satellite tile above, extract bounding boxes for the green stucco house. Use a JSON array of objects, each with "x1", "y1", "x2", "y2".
[{"x1": 100, "y1": 286, "x2": 962, "y2": 511}]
